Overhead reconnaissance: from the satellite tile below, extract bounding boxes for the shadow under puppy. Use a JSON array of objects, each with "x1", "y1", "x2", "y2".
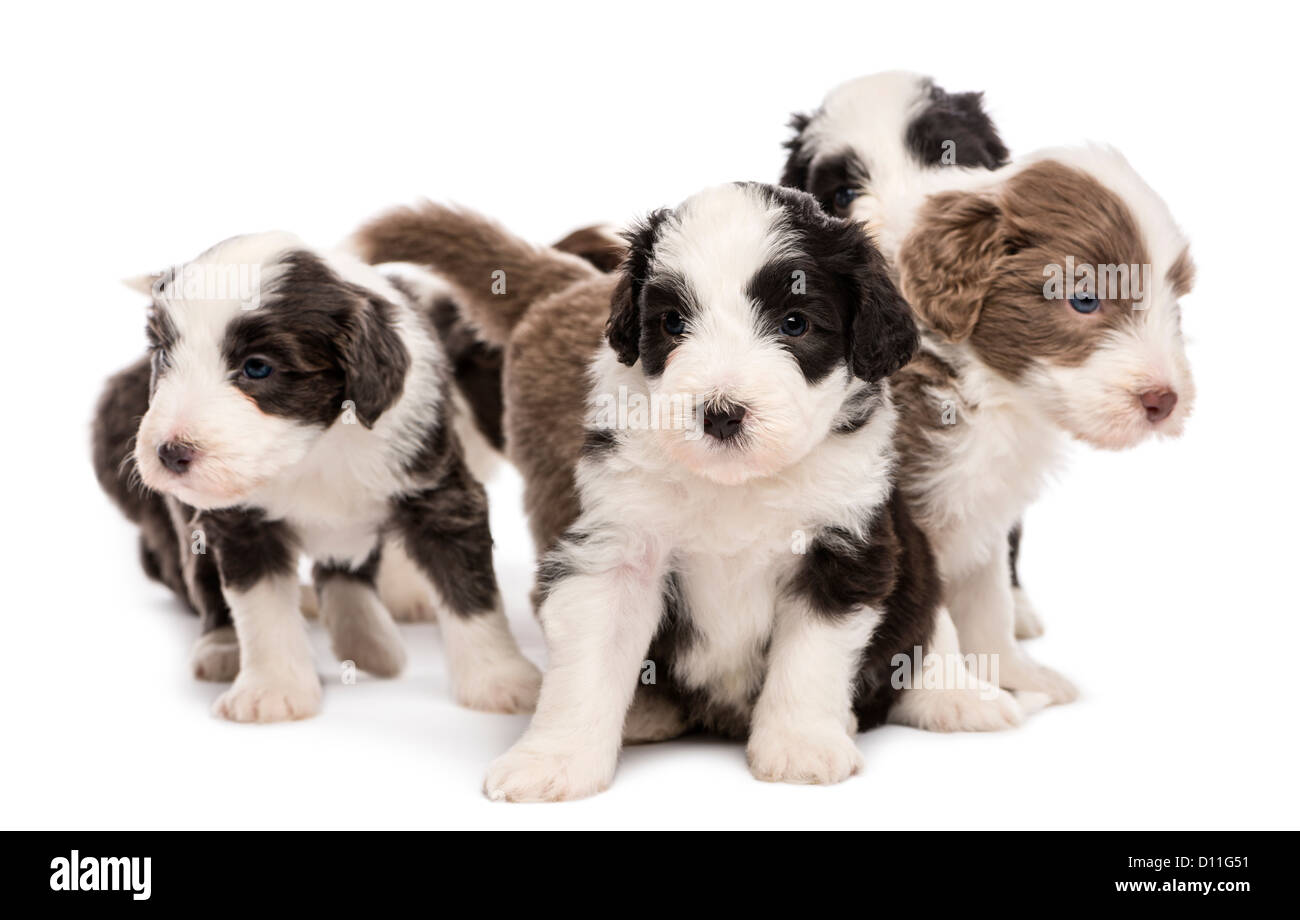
[
  {"x1": 783, "y1": 71, "x2": 1197, "y2": 703},
  {"x1": 359, "y1": 182, "x2": 1023, "y2": 800},
  {"x1": 92, "y1": 232, "x2": 540, "y2": 721}
]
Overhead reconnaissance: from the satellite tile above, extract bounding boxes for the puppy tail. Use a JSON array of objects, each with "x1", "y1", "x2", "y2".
[{"x1": 353, "y1": 202, "x2": 602, "y2": 347}]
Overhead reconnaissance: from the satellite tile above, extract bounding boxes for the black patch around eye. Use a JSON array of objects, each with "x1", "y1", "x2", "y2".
[
  {"x1": 637, "y1": 275, "x2": 696, "y2": 378},
  {"x1": 746, "y1": 259, "x2": 846, "y2": 384},
  {"x1": 804, "y1": 151, "x2": 870, "y2": 217}
]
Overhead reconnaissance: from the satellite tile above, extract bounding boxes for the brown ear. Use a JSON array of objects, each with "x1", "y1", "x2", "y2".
[{"x1": 897, "y1": 190, "x2": 1002, "y2": 343}]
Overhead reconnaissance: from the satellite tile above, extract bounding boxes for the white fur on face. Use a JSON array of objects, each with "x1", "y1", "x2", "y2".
[
  {"x1": 133, "y1": 234, "x2": 326, "y2": 510},
  {"x1": 636, "y1": 184, "x2": 852, "y2": 485}
]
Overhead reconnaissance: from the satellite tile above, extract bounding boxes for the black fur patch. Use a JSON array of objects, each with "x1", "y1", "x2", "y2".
[
  {"x1": 905, "y1": 81, "x2": 1009, "y2": 171},
  {"x1": 833, "y1": 382, "x2": 880, "y2": 434},
  {"x1": 580, "y1": 427, "x2": 619, "y2": 459},
  {"x1": 1008, "y1": 521, "x2": 1022, "y2": 589},
  {"x1": 197, "y1": 507, "x2": 297, "y2": 593},
  {"x1": 606, "y1": 210, "x2": 674, "y2": 368},
  {"x1": 312, "y1": 544, "x2": 381, "y2": 586},
  {"x1": 389, "y1": 454, "x2": 498, "y2": 616},
  {"x1": 424, "y1": 291, "x2": 505, "y2": 450},
  {"x1": 788, "y1": 490, "x2": 940, "y2": 730},
  {"x1": 219, "y1": 251, "x2": 409, "y2": 430}
]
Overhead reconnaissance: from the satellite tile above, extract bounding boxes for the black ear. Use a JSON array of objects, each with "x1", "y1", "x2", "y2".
[
  {"x1": 342, "y1": 294, "x2": 410, "y2": 427},
  {"x1": 905, "y1": 83, "x2": 1010, "y2": 171},
  {"x1": 836, "y1": 225, "x2": 918, "y2": 382},
  {"x1": 779, "y1": 111, "x2": 814, "y2": 190},
  {"x1": 606, "y1": 209, "x2": 670, "y2": 366}
]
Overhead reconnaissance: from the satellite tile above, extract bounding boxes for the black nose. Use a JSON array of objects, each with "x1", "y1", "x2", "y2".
[
  {"x1": 703, "y1": 404, "x2": 747, "y2": 441},
  {"x1": 157, "y1": 440, "x2": 196, "y2": 474}
]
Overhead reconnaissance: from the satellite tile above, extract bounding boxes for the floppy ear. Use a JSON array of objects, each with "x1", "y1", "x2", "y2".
[
  {"x1": 605, "y1": 209, "x2": 670, "y2": 366},
  {"x1": 905, "y1": 86, "x2": 1010, "y2": 171},
  {"x1": 896, "y1": 190, "x2": 1002, "y2": 343},
  {"x1": 341, "y1": 295, "x2": 410, "y2": 427},
  {"x1": 779, "y1": 112, "x2": 814, "y2": 190},
  {"x1": 838, "y1": 227, "x2": 919, "y2": 382}
]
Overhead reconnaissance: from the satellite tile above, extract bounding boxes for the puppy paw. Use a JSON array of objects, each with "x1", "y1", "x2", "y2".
[
  {"x1": 1002, "y1": 660, "x2": 1078, "y2": 705},
  {"x1": 453, "y1": 653, "x2": 542, "y2": 714},
  {"x1": 1012, "y1": 587, "x2": 1045, "y2": 639},
  {"x1": 319, "y1": 582, "x2": 407, "y2": 678},
  {"x1": 623, "y1": 693, "x2": 689, "y2": 744},
  {"x1": 213, "y1": 671, "x2": 321, "y2": 723},
  {"x1": 888, "y1": 684, "x2": 1024, "y2": 732},
  {"x1": 191, "y1": 626, "x2": 239, "y2": 682},
  {"x1": 483, "y1": 742, "x2": 614, "y2": 802},
  {"x1": 746, "y1": 722, "x2": 864, "y2": 785}
]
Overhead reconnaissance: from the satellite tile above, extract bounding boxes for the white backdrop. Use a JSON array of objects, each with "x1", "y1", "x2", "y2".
[{"x1": 3, "y1": 0, "x2": 1297, "y2": 829}]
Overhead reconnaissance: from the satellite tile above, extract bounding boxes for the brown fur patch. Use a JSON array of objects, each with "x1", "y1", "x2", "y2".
[
  {"x1": 1167, "y1": 244, "x2": 1196, "y2": 298},
  {"x1": 899, "y1": 160, "x2": 1152, "y2": 379},
  {"x1": 553, "y1": 225, "x2": 628, "y2": 273}
]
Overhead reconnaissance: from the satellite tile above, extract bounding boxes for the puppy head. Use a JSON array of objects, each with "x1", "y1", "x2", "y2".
[
  {"x1": 782, "y1": 71, "x2": 1008, "y2": 219},
  {"x1": 132, "y1": 233, "x2": 409, "y2": 509},
  {"x1": 604, "y1": 182, "x2": 916, "y2": 485},
  {"x1": 897, "y1": 148, "x2": 1196, "y2": 449}
]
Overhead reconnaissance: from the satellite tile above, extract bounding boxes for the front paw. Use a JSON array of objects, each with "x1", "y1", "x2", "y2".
[
  {"x1": 213, "y1": 671, "x2": 322, "y2": 723},
  {"x1": 747, "y1": 721, "x2": 864, "y2": 785},
  {"x1": 453, "y1": 654, "x2": 542, "y2": 714},
  {"x1": 191, "y1": 626, "x2": 239, "y2": 682},
  {"x1": 1000, "y1": 658, "x2": 1078, "y2": 705},
  {"x1": 888, "y1": 684, "x2": 1024, "y2": 732},
  {"x1": 483, "y1": 741, "x2": 615, "y2": 802}
]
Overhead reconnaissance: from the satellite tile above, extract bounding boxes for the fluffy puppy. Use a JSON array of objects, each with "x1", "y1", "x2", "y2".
[
  {"x1": 783, "y1": 72, "x2": 1197, "y2": 702},
  {"x1": 359, "y1": 182, "x2": 1029, "y2": 800},
  {"x1": 93, "y1": 232, "x2": 540, "y2": 720}
]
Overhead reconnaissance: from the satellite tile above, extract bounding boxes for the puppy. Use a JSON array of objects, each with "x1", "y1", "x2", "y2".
[
  {"x1": 359, "y1": 182, "x2": 1030, "y2": 800},
  {"x1": 783, "y1": 72, "x2": 1197, "y2": 701},
  {"x1": 93, "y1": 232, "x2": 540, "y2": 720}
]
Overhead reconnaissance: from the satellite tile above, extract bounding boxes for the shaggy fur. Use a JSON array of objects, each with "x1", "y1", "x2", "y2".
[
  {"x1": 358, "y1": 183, "x2": 1026, "y2": 800},
  {"x1": 784, "y1": 72, "x2": 1197, "y2": 700},
  {"x1": 91, "y1": 233, "x2": 541, "y2": 720}
]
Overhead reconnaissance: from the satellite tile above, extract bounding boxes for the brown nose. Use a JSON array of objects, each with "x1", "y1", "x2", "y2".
[
  {"x1": 157, "y1": 440, "x2": 196, "y2": 474},
  {"x1": 1139, "y1": 388, "x2": 1177, "y2": 423}
]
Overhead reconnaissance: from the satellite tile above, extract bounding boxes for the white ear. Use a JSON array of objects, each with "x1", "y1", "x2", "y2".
[{"x1": 122, "y1": 272, "x2": 162, "y2": 297}]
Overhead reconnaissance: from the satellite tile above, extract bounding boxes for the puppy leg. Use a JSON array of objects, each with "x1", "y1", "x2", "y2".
[
  {"x1": 747, "y1": 601, "x2": 873, "y2": 785},
  {"x1": 484, "y1": 531, "x2": 667, "y2": 802},
  {"x1": 391, "y1": 460, "x2": 540, "y2": 713},
  {"x1": 201, "y1": 511, "x2": 321, "y2": 722},
  {"x1": 169, "y1": 498, "x2": 239, "y2": 682},
  {"x1": 375, "y1": 535, "x2": 438, "y2": 622},
  {"x1": 314, "y1": 548, "x2": 406, "y2": 678},
  {"x1": 1007, "y1": 523, "x2": 1045, "y2": 639},
  {"x1": 887, "y1": 607, "x2": 1024, "y2": 731},
  {"x1": 947, "y1": 552, "x2": 1077, "y2": 704}
]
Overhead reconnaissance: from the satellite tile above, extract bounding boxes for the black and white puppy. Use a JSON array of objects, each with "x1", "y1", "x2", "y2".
[
  {"x1": 483, "y1": 182, "x2": 952, "y2": 800},
  {"x1": 113, "y1": 232, "x2": 540, "y2": 721}
]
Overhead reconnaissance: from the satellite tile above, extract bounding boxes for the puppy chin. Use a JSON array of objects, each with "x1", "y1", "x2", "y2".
[{"x1": 134, "y1": 449, "x2": 258, "y2": 510}]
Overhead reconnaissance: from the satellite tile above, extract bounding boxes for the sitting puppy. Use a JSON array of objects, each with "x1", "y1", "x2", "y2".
[
  {"x1": 783, "y1": 72, "x2": 1197, "y2": 702},
  {"x1": 358, "y1": 182, "x2": 1024, "y2": 801},
  {"x1": 93, "y1": 232, "x2": 540, "y2": 720}
]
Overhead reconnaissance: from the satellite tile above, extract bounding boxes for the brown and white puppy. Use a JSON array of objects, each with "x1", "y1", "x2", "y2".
[
  {"x1": 357, "y1": 183, "x2": 1025, "y2": 802},
  {"x1": 92, "y1": 232, "x2": 540, "y2": 720},
  {"x1": 783, "y1": 72, "x2": 1197, "y2": 702}
]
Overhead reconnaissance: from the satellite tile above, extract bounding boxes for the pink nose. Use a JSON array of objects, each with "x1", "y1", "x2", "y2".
[{"x1": 1139, "y1": 388, "x2": 1177, "y2": 423}]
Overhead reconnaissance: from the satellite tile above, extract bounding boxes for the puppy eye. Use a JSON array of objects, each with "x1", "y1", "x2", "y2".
[
  {"x1": 779, "y1": 313, "x2": 808, "y2": 337},
  {"x1": 1069, "y1": 294, "x2": 1101, "y2": 314},
  {"x1": 242, "y1": 357, "x2": 273, "y2": 379},
  {"x1": 833, "y1": 187, "x2": 858, "y2": 211},
  {"x1": 661, "y1": 311, "x2": 686, "y2": 336}
]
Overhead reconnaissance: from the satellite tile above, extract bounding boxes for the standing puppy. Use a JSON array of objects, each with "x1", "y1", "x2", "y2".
[
  {"x1": 96, "y1": 232, "x2": 540, "y2": 720},
  {"x1": 784, "y1": 73, "x2": 1197, "y2": 701},
  {"x1": 360, "y1": 183, "x2": 1023, "y2": 801}
]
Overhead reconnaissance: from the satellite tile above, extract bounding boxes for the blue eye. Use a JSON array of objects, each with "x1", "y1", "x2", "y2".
[
  {"x1": 833, "y1": 187, "x2": 858, "y2": 211},
  {"x1": 1069, "y1": 294, "x2": 1100, "y2": 314},
  {"x1": 780, "y1": 313, "x2": 808, "y2": 337},
  {"x1": 242, "y1": 357, "x2": 273, "y2": 379},
  {"x1": 662, "y1": 311, "x2": 686, "y2": 336}
]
